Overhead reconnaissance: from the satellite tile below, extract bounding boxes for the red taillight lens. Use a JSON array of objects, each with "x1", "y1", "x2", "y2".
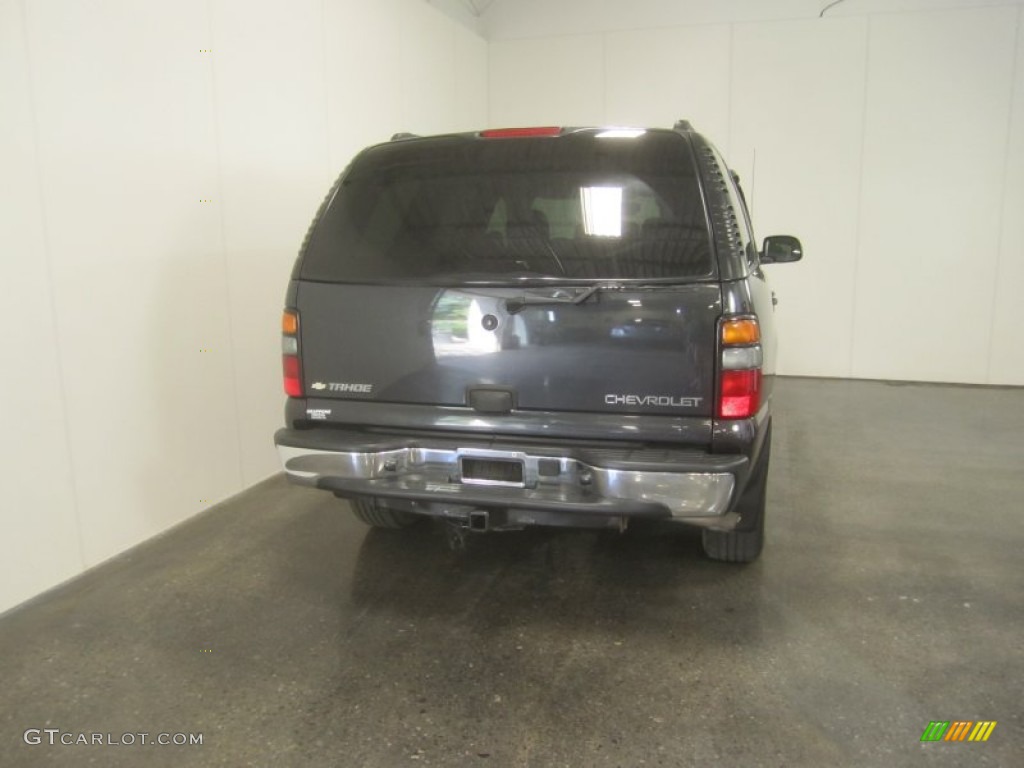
[
  {"x1": 283, "y1": 354, "x2": 303, "y2": 397},
  {"x1": 718, "y1": 369, "x2": 762, "y2": 419},
  {"x1": 480, "y1": 126, "x2": 561, "y2": 138},
  {"x1": 282, "y1": 309, "x2": 302, "y2": 397}
]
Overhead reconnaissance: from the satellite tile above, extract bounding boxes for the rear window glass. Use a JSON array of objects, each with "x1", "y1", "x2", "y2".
[{"x1": 300, "y1": 130, "x2": 713, "y2": 284}]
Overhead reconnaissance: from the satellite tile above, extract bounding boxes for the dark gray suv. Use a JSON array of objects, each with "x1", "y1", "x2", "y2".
[{"x1": 274, "y1": 122, "x2": 802, "y2": 562}]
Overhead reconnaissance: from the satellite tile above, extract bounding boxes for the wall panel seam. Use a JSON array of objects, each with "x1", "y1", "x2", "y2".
[
  {"x1": 18, "y1": 0, "x2": 86, "y2": 571},
  {"x1": 321, "y1": 0, "x2": 334, "y2": 181},
  {"x1": 848, "y1": 16, "x2": 872, "y2": 378},
  {"x1": 985, "y1": 4, "x2": 1022, "y2": 383},
  {"x1": 205, "y1": 0, "x2": 245, "y2": 491}
]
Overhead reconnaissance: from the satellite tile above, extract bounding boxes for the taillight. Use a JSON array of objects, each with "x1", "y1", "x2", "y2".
[
  {"x1": 719, "y1": 369, "x2": 762, "y2": 418},
  {"x1": 480, "y1": 126, "x2": 561, "y2": 138},
  {"x1": 718, "y1": 317, "x2": 762, "y2": 419},
  {"x1": 282, "y1": 309, "x2": 302, "y2": 397}
]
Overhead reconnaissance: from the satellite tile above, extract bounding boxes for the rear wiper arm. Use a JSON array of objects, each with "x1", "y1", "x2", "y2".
[{"x1": 505, "y1": 283, "x2": 622, "y2": 315}]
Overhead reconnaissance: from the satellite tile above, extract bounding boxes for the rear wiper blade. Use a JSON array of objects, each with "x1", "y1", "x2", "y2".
[{"x1": 504, "y1": 283, "x2": 622, "y2": 315}]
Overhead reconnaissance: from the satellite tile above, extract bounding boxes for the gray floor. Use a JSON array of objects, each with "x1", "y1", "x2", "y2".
[{"x1": 1, "y1": 378, "x2": 1021, "y2": 767}]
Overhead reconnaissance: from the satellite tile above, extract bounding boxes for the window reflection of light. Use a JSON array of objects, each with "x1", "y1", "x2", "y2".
[
  {"x1": 580, "y1": 186, "x2": 622, "y2": 237},
  {"x1": 432, "y1": 291, "x2": 523, "y2": 359},
  {"x1": 596, "y1": 129, "x2": 647, "y2": 139}
]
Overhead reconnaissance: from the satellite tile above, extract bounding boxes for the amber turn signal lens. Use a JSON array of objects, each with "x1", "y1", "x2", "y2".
[
  {"x1": 721, "y1": 318, "x2": 760, "y2": 345},
  {"x1": 282, "y1": 310, "x2": 299, "y2": 335}
]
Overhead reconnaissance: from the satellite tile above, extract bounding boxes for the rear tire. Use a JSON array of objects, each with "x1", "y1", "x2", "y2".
[
  {"x1": 350, "y1": 497, "x2": 421, "y2": 529},
  {"x1": 701, "y1": 426, "x2": 771, "y2": 563}
]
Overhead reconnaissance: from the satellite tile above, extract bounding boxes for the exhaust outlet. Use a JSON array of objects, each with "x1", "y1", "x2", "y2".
[{"x1": 468, "y1": 509, "x2": 490, "y2": 532}]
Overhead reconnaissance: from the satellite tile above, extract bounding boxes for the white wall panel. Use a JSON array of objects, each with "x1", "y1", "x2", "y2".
[
  {"x1": 211, "y1": 0, "x2": 331, "y2": 486},
  {"x1": 0, "y1": 0, "x2": 82, "y2": 614},
  {"x1": 489, "y1": 35, "x2": 606, "y2": 127},
  {"x1": 324, "y1": 0, "x2": 481, "y2": 170},
  {"x1": 455, "y1": 26, "x2": 489, "y2": 130},
  {"x1": 989, "y1": 8, "x2": 1024, "y2": 384},
  {"x1": 605, "y1": 25, "x2": 731, "y2": 146},
  {"x1": 851, "y1": 7, "x2": 1017, "y2": 382},
  {"x1": 402, "y1": 0, "x2": 458, "y2": 135},
  {"x1": 24, "y1": 0, "x2": 241, "y2": 566},
  {"x1": 324, "y1": 0, "x2": 406, "y2": 171},
  {"x1": 731, "y1": 18, "x2": 867, "y2": 378},
  {"x1": 326, "y1": 1, "x2": 485, "y2": 154}
]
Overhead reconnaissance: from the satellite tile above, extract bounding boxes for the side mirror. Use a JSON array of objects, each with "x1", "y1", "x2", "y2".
[{"x1": 761, "y1": 235, "x2": 803, "y2": 264}]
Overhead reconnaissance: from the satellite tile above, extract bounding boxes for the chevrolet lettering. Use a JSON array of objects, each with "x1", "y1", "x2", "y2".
[{"x1": 605, "y1": 394, "x2": 703, "y2": 407}]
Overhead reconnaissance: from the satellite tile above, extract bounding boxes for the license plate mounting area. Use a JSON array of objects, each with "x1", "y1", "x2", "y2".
[{"x1": 458, "y1": 451, "x2": 526, "y2": 487}]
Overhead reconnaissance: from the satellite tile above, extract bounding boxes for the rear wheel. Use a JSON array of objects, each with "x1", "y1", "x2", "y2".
[
  {"x1": 701, "y1": 427, "x2": 771, "y2": 563},
  {"x1": 350, "y1": 497, "x2": 421, "y2": 529}
]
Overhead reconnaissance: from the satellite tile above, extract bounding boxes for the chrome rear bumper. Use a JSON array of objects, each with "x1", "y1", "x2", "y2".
[{"x1": 275, "y1": 429, "x2": 745, "y2": 525}]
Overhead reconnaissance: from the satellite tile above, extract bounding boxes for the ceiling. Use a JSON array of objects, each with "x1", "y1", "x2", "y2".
[
  {"x1": 429, "y1": 0, "x2": 1023, "y2": 39},
  {"x1": 462, "y1": 0, "x2": 500, "y2": 14}
]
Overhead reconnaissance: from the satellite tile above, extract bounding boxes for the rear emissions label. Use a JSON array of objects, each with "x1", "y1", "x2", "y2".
[{"x1": 605, "y1": 394, "x2": 703, "y2": 407}]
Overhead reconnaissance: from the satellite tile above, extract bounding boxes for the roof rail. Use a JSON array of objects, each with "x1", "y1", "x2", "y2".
[
  {"x1": 673, "y1": 120, "x2": 694, "y2": 132},
  {"x1": 390, "y1": 132, "x2": 419, "y2": 141}
]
